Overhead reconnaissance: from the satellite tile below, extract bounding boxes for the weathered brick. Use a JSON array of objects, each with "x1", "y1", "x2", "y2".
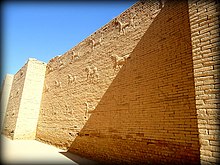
[
  {"x1": 212, "y1": 151, "x2": 220, "y2": 158},
  {"x1": 200, "y1": 149, "x2": 213, "y2": 156}
]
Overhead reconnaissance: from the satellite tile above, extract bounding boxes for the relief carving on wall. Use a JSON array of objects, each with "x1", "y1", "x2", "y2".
[
  {"x1": 114, "y1": 16, "x2": 135, "y2": 35},
  {"x1": 84, "y1": 101, "x2": 95, "y2": 121},
  {"x1": 46, "y1": 65, "x2": 54, "y2": 74},
  {"x1": 110, "y1": 54, "x2": 130, "y2": 71},
  {"x1": 59, "y1": 59, "x2": 64, "y2": 69},
  {"x1": 89, "y1": 33, "x2": 103, "y2": 51},
  {"x1": 64, "y1": 103, "x2": 73, "y2": 115},
  {"x1": 130, "y1": 13, "x2": 136, "y2": 29},
  {"x1": 68, "y1": 74, "x2": 76, "y2": 84},
  {"x1": 70, "y1": 51, "x2": 80, "y2": 64},
  {"x1": 85, "y1": 66, "x2": 99, "y2": 83}
]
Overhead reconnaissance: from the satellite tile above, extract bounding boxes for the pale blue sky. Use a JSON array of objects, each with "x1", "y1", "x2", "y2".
[{"x1": 2, "y1": 1, "x2": 136, "y2": 82}]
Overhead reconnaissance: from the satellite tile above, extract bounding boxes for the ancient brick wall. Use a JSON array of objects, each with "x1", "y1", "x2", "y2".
[
  {"x1": 188, "y1": 0, "x2": 220, "y2": 164},
  {"x1": 36, "y1": 0, "x2": 163, "y2": 149},
  {"x1": 2, "y1": 58, "x2": 46, "y2": 139},
  {"x1": 1, "y1": 0, "x2": 219, "y2": 163},
  {"x1": 66, "y1": 0, "x2": 201, "y2": 164},
  {"x1": 2, "y1": 63, "x2": 28, "y2": 139},
  {"x1": 1, "y1": 74, "x2": 14, "y2": 131},
  {"x1": 13, "y1": 59, "x2": 47, "y2": 139}
]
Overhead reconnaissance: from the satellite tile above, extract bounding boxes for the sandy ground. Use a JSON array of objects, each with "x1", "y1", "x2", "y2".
[{"x1": 1, "y1": 135, "x2": 98, "y2": 165}]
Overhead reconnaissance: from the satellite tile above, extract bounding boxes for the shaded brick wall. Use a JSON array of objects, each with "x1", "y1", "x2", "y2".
[
  {"x1": 68, "y1": 1, "x2": 200, "y2": 164},
  {"x1": 36, "y1": 0, "x2": 163, "y2": 149},
  {"x1": 188, "y1": 0, "x2": 220, "y2": 164}
]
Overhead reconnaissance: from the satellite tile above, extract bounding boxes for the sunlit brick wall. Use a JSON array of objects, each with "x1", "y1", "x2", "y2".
[
  {"x1": 2, "y1": 63, "x2": 28, "y2": 139},
  {"x1": 1, "y1": 74, "x2": 14, "y2": 131},
  {"x1": 2, "y1": 58, "x2": 46, "y2": 139},
  {"x1": 36, "y1": 0, "x2": 163, "y2": 149},
  {"x1": 188, "y1": 0, "x2": 220, "y2": 164},
  {"x1": 13, "y1": 58, "x2": 47, "y2": 139}
]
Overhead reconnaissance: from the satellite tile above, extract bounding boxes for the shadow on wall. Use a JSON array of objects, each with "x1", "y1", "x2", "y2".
[{"x1": 62, "y1": 0, "x2": 200, "y2": 164}]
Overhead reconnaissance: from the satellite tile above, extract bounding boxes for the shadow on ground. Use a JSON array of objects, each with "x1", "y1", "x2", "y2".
[{"x1": 59, "y1": 152, "x2": 100, "y2": 165}]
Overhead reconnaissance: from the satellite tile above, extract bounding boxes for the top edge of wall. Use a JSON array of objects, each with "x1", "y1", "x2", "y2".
[
  {"x1": 59, "y1": 1, "x2": 146, "y2": 57},
  {"x1": 27, "y1": 58, "x2": 47, "y2": 65}
]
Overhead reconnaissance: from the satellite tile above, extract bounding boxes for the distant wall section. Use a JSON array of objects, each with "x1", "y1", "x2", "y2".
[
  {"x1": 1, "y1": 74, "x2": 14, "y2": 131},
  {"x1": 2, "y1": 58, "x2": 46, "y2": 139},
  {"x1": 2, "y1": 63, "x2": 28, "y2": 139},
  {"x1": 13, "y1": 58, "x2": 47, "y2": 139}
]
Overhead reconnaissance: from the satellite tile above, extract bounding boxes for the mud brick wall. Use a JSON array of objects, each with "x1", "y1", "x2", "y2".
[
  {"x1": 13, "y1": 59, "x2": 47, "y2": 139},
  {"x1": 188, "y1": 0, "x2": 220, "y2": 164},
  {"x1": 1, "y1": 74, "x2": 14, "y2": 131},
  {"x1": 68, "y1": 1, "x2": 201, "y2": 164},
  {"x1": 36, "y1": 0, "x2": 163, "y2": 149},
  {"x1": 1, "y1": 0, "x2": 219, "y2": 164},
  {"x1": 2, "y1": 63, "x2": 28, "y2": 139},
  {"x1": 2, "y1": 58, "x2": 46, "y2": 139}
]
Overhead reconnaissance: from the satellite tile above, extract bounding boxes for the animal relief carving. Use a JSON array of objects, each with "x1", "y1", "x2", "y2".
[
  {"x1": 130, "y1": 14, "x2": 136, "y2": 29},
  {"x1": 90, "y1": 33, "x2": 103, "y2": 51},
  {"x1": 84, "y1": 101, "x2": 95, "y2": 120},
  {"x1": 59, "y1": 59, "x2": 64, "y2": 69},
  {"x1": 47, "y1": 65, "x2": 53, "y2": 74},
  {"x1": 85, "y1": 66, "x2": 99, "y2": 83},
  {"x1": 68, "y1": 74, "x2": 76, "y2": 84},
  {"x1": 114, "y1": 17, "x2": 134, "y2": 35},
  {"x1": 110, "y1": 54, "x2": 130, "y2": 71},
  {"x1": 70, "y1": 51, "x2": 80, "y2": 63}
]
